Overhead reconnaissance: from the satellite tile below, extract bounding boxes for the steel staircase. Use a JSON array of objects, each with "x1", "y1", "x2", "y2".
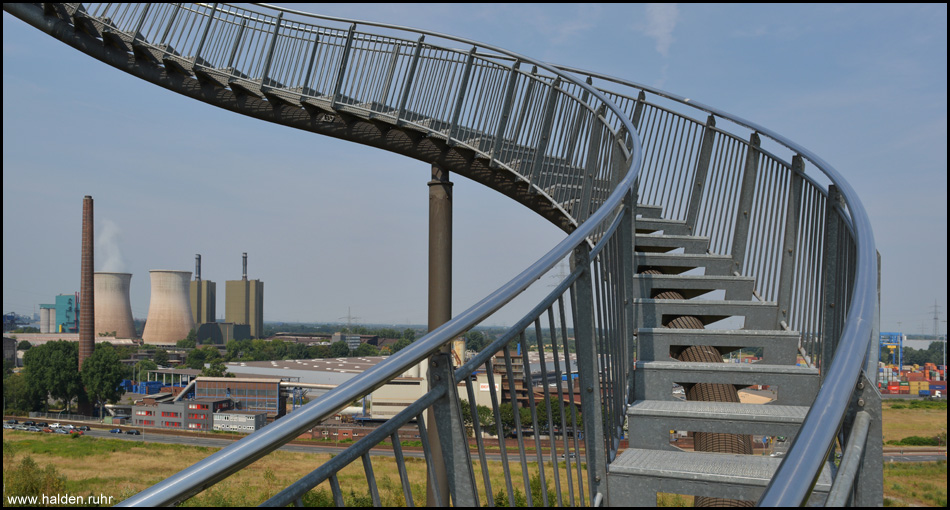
[
  {"x1": 5, "y1": 3, "x2": 881, "y2": 507},
  {"x1": 614, "y1": 213, "x2": 829, "y2": 505}
]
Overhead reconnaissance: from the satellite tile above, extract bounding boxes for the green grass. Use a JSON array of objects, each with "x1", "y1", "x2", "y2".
[{"x1": 883, "y1": 460, "x2": 947, "y2": 507}]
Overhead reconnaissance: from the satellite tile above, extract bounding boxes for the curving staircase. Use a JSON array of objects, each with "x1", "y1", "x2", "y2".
[{"x1": 5, "y1": 3, "x2": 882, "y2": 507}]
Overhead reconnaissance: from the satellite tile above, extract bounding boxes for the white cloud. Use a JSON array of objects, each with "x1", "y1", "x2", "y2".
[{"x1": 644, "y1": 4, "x2": 680, "y2": 57}]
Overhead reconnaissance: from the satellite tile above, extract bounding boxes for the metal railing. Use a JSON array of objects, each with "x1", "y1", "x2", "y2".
[{"x1": 4, "y1": 2, "x2": 879, "y2": 506}]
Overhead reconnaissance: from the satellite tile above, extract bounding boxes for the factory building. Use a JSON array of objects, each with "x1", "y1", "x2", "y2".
[
  {"x1": 190, "y1": 254, "x2": 216, "y2": 327},
  {"x1": 131, "y1": 397, "x2": 233, "y2": 430},
  {"x1": 54, "y1": 293, "x2": 80, "y2": 334},
  {"x1": 39, "y1": 304, "x2": 56, "y2": 333},
  {"x1": 213, "y1": 410, "x2": 268, "y2": 432},
  {"x1": 225, "y1": 253, "x2": 263, "y2": 339}
]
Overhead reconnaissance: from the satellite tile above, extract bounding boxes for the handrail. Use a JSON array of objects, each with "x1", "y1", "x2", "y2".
[{"x1": 550, "y1": 66, "x2": 878, "y2": 506}]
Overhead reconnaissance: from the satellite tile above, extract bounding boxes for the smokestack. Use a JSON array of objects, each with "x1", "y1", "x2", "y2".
[
  {"x1": 142, "y1": 270, "x2": 195, "y2": 345},
  {"x1": 242, "y1": 252, "x2": 247, "y2": 281},
  {"x1": 195, "y1": 254, "x2": 202, "y2": 281},
  {"x1": 94, "y1": 272, "x2": 135, "y2": 339},
  {"x1": 79, "y1": 196, "x2": 95, "y2": 369}
]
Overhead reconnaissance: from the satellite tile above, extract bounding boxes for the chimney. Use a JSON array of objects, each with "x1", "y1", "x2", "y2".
[
  {"x1": 242, "y1": 252, "x2": 247, "y2": 281},
  {"x1": 79, "y1": 196, "x2": 95, "y2": 369},
  {"x1": 195, "y1": 254, "x2": 202, "y2": 281}
]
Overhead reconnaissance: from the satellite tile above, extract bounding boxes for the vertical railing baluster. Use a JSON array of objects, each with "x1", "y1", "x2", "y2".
[
  {"x1": 416, "y1": 412, "x2": 444, "y2": 507},
  {"x1": 259, "y1": 12, "x2": 282, "y2": 86},
  {"x1": 329, "y1": 475, "x2": 344, "y2": 506},
  {"x1": 503, "y1": 345, "x2": 532, "y2": 507},
  {"x1": 159, "y1": 4, "x2": 180, "y2": 46},
  {"x1": 572, "y1": 243, "x2": 607, "y2": 503},
  {"x1": 776, "y1": 155, "x2": 805, "y2": 328},
  {"x1": 548, "y1": 305, "x2": 576, "y2": 506},
  {"x1": 519, "y1": 330, "x2": 548, "y2": 506},
  {"x1": 378, "y1": 43, "x2": 402, "y2": 109},
  {"x1": 361, "y1": 453, "x2": 381, "y2": 507},
  {"x1": 390, "y1": 432, "x2": 414, "y2": 506},
  {"x1": 578, "y1": 106, "x2": 606, "y2": 223},
  {"x1": 485, "y1": 358, "x2": 516, "y2": 506},
  {"x1": 130, "y1": 4, "x2": 149, "y2": 44},
  {"x1": 731, "y1": 132, "x2": 761, "y2": 274},
  {"x1": 465, "y1": 379, "x2": 494, "y2": 505},
  {"x1": 532, "y1": 318, "x2": 561, "y2": 506},
  {"x1": 225, "y1": 18, "x2": 246, "y2": 76},
  {"x1": 622, "y1": 188, "x2": 637, "y2": 402}
]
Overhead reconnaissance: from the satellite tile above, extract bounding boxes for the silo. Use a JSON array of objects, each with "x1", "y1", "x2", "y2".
[
  {"x1": 142, "y1": 270, "x2": 195, "y2": 345},
  {"x1": 94, "y1": 272, "x2": 136, "y2": 339},
  {"x1": 39, "y1": 307, "x2": 52, "y2": 333}
]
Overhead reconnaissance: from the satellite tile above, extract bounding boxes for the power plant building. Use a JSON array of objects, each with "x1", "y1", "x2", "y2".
[
  {"x1": 94, "y1": 272, "x2": 136, "y2": 339},
  {"x1": 225, "y1": 253, "x2": 263, "y2": 339},
  {"x1": 142, "y1": 270, "x2": 196, "y2": 345},
  {"x1": 54, "y1": 293, "x2": 80, "y2": 333},
  {"x1": 190, "y1": 254, "x2": 216, "y2": 326},
  {"x1": 39, "y1": 304, "x2": 56, "y2": 333}
]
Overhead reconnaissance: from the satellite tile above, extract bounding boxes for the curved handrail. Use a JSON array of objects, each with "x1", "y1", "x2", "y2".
[{"x1": 548, "y1": 67, "x2": 878, "y2": 506}]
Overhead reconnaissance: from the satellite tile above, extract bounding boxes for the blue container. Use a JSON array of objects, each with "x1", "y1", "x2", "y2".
[{"x1": 918, "y1": 390, "x2": 930, "y2": 396}]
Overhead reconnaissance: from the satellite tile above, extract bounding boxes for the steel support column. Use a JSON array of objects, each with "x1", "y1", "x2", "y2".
[{"x1": 427, "y1": 163, "x2": 452, "y2": 506}]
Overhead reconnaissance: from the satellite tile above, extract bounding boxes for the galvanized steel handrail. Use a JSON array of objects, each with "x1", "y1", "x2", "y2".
[{"x1": 547, "y1": 67, "x2": 878, "y2": 506}]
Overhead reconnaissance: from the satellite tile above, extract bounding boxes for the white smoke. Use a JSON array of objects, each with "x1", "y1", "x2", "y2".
[
  {"x1": 644, "y1": 4, "x2": 680, "y2": 58},
  {"x1": 97, "y1": 219, "x2": 126, "y2": 272}
]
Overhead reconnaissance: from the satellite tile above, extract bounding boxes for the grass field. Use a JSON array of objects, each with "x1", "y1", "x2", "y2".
[{"x1": 2, "y1": 399, "x2": 946, "y2": 507}]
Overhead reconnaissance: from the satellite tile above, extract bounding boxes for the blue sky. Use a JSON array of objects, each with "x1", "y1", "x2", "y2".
[{"x1": 3, "y1": 4, "x2": 947, "y2": 335}]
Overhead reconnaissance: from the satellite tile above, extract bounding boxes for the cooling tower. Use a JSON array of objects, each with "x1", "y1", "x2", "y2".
[
  {"x1": 94, "y1": 272, "x2": 136, "y2": 339},
  {"x1": 142, "y1": 270, "x2": 195, "y2": 345}
]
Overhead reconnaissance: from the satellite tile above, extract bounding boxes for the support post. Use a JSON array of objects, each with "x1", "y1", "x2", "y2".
[
  {"x1": 259, "y1": 12, "x2": 283, "y2": 86},
  {"x1": 685, "y1": 115, "x2": 717, "y2": 231},
  {"x1": 730, "y1": 132, "x2": 760, "y2": 274},
  {"x1": 776, "y1": 155, "x2": 804, "y2": 328},
  {"x1": 820, "y1": 185, "x2": 843, "y2": 381},
  {"x1": 426, "y1": 164, "x2": 452, "y2": 506},
  {"x1": 572, "y1": 243, "x2": 607, "y2": 505}
]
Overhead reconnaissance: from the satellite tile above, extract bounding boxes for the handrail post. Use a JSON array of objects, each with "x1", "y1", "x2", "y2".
[
  {"x1": 685, "y1": 115, "x2": 717, "y2": 232},
  {"x1": 850, "y1": 373, "x2": 884, "y2": 507},
  {"x1": 776, "y1": 155, "x2": 804, "y2": 329},
  {"x1": 730, "y1": 132, "x2": 760, "y2": 274},
  {"x1": 397, "y1": 35, "x2": 426, "y2": 123},
  {"x1": 430, "y1": 352, "x2": 478, "y2": 506},
  {"x1": 820, "y1": 185, "x2": 843, "y2": 380},
  {"x1": 572, "y1": 243, "x2": 607, "y2": 505},
  {"x1": 378, "y1": 43, "x2": 402, "y2": 109},
  {"x1": 448, "y1": 46, "x2": 477, "y2": 145},
  {"x1": 331, "y1": 24, "x2": 356, "y2": 110},
  {"x1": 159, "y1": 4, "x2": 180, "y2": 46},
  {"x1": 578, "y1": 106, "x2": 606, "y2": 223},
  {"x1": 130, "y1": 4, "x2": 150, "y2": 44},
  {"x1": 226, "y1": 19, "x2": 246, "y2": 74},
  {"x1": 491, "y1": 60, "x2": 521, "y2": 166},
  {"x1": 192, "y1": 3, "x2": 217, "y2": 66},
  {"x1": 527, "y1": 77, "x2": 562, "y2": 185},
  {"x1": 301, "y1": 31, "x2": 320, "y2": 94},
  {"x1": 260, "y1": 12, "x2": 283, "y2": 86},
  {"x1": 622, "y1": 188, "x2": 637, "y2": 403}
]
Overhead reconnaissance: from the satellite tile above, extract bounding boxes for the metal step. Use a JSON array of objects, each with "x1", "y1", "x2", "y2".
[
  {"x1": 636, "y1": 218, "x2": 691, "y2": 236},
  {"x1": 636, "y1": 328, "x2": 801, "y2": 364},
  {"x1": 633, "y1": 299, "x2": 778, "y2": 329},
  {"x1": 607, "y1": 448, "x2": 831, "y2": 506},
  {"x1": 635, "y1": 233, "x2": 709, "y2": 254},
  {"x1": 633, "y1": 361, "x2": 819, "y2": 406},
  {"x1": 636, "y1": 203, "x2": 663, "y2": 219},
  {"x1": 626, "y1": 400, "x2": 808, "y2": 450},
  {"x1": 635, "y1": 252, "x2": 735, "y2": 276},
  {"x1": 633, "y1": 274, "x2": 755, "y2": 301}
]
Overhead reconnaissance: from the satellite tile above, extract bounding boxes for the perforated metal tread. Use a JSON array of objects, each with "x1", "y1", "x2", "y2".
[
  {"x1": 632, "y1": 273, "x2": 756, "y2": 300},
  {"x1": 634, "y1": 233, "x2": 710, "y2": 254},
  {"x1": 628, "y1": 400, "x2": 807, "y2": 422},
  {"x1": 609, "y1": 448, "x2": 832, "y2": 491},
  {"x1": 632, "y1": 298, "x2": 778, "y2": 329},
  {"x1": 634, "y1": 252, "x2": 734, "y2": 275}
]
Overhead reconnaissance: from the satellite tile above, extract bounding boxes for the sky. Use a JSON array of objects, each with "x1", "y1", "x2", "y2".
[{"x1": 2, "y1": 4, "x2": 947, "y2": 335}]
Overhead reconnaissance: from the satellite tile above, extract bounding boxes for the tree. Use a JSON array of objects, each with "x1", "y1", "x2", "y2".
[
  {"x1": 201, "y1": 358, "x2": 232, "y2": 378},
  {"x1": 391, "y1": 338, "x2": 412, "y2": 353},
  {"x1": 177, "y1": 328, "x2": 197, "y2": 348},
  {"x1": 81, "y1": 343, "x2": 126, "y2": 419},
  {"x1": 329, "y1": 340, "x2": 350, "y2": 357},
  {"x1": 17, "y1": 340, "x2": 32, "y2": 351},
  {"x1": 23, "y1": 340, "x2": 84, "y2": 412},
  {"x1": 353, "y1": 343, "x2": 380, "y2": 357},
  {"x1": 134, "y1": 359, "x2": 158, "y2": 379},
  {"x1": 3, "y1": 372, "x2": 43, "y2": 413},
  {"x1": 464, "y1": 330, "x2": 488, "y2": 352},
  {"x1": 153, "y1": 348, "x2": 169, "y2": 367}
]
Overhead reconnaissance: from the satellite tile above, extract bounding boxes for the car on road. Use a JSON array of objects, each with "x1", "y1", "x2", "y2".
[
  {"x1": 3, "y1": 424, "x2": 14, "y2": 430},
  {"x1": 109, "y1": 428, "x2": 122, "y2": 433},
  {"x1": 42, "y1": 427, "x2": 54, "y2": 433},
  {"x1": 6, "y1": 419, "x2": 18, "y2": 424},
  {"x1": 26, "y1": 426, "x2": 41, "y2": 432},
  {"x1": 50, "y1": 422, "x2": 62, "y2": 428},
  {"x1": 77, "y1": 425, "x2": 91, "y2": 431},
  {"x1": 126, "y1": 429, "x2": 141, "y2": 435},
  {"x1": 54, "y1": 428, "x2": 69, "y2": 434},
  {"x1": 23, "y1": 421, "x2": 36, "y2": 426}
]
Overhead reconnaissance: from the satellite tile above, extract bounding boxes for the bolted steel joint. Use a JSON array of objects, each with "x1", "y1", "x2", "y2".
[{"x1": 857, "y1": 398, "x2": 865, "y2": 407}]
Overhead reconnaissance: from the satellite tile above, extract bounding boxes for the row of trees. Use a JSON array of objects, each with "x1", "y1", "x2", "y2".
[
  {"x1": 459, "y1": 397, "x2": 584, "y2": 438},
  {"x1": 880, "y1": 341, "x2": 946, "y2": 366},
  {"x1": 4, "y1": 341, "x2": 126, "y2": 415}
]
